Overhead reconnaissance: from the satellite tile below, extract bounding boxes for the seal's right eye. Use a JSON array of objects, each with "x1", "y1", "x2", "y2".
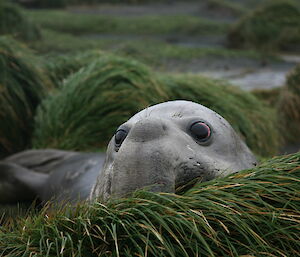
[
  {"x1": 190, "y1": 121, "x2": 211, "y2": 142},
  {"x1": 115, "y1": 129, "x2": 127, "y2": 147}
]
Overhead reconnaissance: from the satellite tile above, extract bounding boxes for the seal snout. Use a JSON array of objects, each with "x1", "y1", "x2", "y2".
[
  {"x1": 109, "y1": 146, "x2": 176, "y2": 197},
  {"x1": 127, "y1": 118, "x2": 168, "y2": 142}
]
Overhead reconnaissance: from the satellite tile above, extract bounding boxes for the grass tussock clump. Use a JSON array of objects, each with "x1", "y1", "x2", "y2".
[
  {"x1": 0, "y1": 1, "x2": 41, "y2": 41},
  {"x1": 277, "y1": 64, "x2": 300, "y2": 143},
  {"x1": 228, "y1": 0, "x2": 300, "y2": 52},
  {"x1": 161, "y1": 75, "x2": 280, "y2": 157},
  {"x1": 46, "y1": 50, "x2": 104, "y2": 86},
  {"x1": 0, "y1": 37, "x2": 52, "y2": 157},
  {"x1": 251, "y1": 87, "x2": 281, "y2": 107},
  {"x1": 32, "y1": 56, "x2": 168, "y2": 150},
  {"x1": 1, "y1": 151, "x2": 299, "y2": 256},
  {"x1": 286, "y1": 64, "x2": 300, "y2": 95}
]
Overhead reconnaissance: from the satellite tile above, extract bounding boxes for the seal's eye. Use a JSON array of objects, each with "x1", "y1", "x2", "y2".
[
  {"x1": 115, "y1": 129, "x2": 127, "y2": 147},
  {"x1": 190, "y1": 122, "x2": 211, "y2": 142}
]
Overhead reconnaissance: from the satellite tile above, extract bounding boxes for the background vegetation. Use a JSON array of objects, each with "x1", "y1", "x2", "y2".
[
  {"x1": 228, "y1": 0, "x2": 300, "y2": 52},
  {"x1": 278, "y1": 64, "x2": 300, "y2": 143},
  {"x1": 0, "y1": 36, "x2": 52, "y2": 158},
  {"x1": 0, "y1": 0, "x2": 40, "y2": 41},
  {"x1": 0, "y1": 0, "x2": 300, "y2": 255},
  {"x1": 26, "y1": 10, "x2": 228, "y2": 37}
]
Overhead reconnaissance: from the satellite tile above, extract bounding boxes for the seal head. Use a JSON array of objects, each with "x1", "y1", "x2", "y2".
[{"x1": 90, "y1": 100, "x2": 257, "y2": 201}]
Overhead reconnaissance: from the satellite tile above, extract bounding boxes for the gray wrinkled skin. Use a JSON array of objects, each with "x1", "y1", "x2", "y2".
[{"x1": 90, "y1": 100, "x2": 257, "y2": 202}]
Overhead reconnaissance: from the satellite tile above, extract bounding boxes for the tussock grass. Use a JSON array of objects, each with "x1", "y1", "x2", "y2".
[
  {"x1": 0, "y1": 1, "x2": 41, "y2": 41},
  {"x1": 286, "y1": 64, "x2": 300, "y2": 95},
  {"x1": 27, "y1": 9, "x2": 228, "y2": 36},
  {"x1": 1, "y1": 151, "x2": 299, "y2": 256},
  {"x1": 114, "y1": 40, "x2": 264, "y2": 64},
  {"x1": 0, "y1": 36, "x2": 53, "y2": 157},
  {"x1": 251, "y1": 64, "x2": 300, "y2": 145},
  {"x1": 32, "y1": 56, "x2": 168, "y2": 150},
  {"x1": 251, "y1": 87, "x2": 281, "y2": 107},
  {"x1": 277, "y1": 64, "x2": 300, "y2": 143},
  {"x1": 28, "y1": 28, "x2": 264, "y2": 66},
  {"x1": 228, "y1": 0, "x2": 300, "y2": 52},
  {"x1": 46, "y1": 50, "x2": 104, "y2": 86},
  {"x1": 29, "y1": 28, "x2": 103, "y2": 54}
]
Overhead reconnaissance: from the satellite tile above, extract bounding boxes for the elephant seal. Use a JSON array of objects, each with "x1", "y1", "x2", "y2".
[
  {"x1": 0, "y1": 100, "x2": 257, "y2": 205},
  {"x1": 90, "y1": 100, "x2": 257, "y2": 201}
]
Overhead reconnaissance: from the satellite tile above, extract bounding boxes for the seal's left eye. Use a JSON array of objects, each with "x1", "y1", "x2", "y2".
[
  {"x1": 190, "y1": 122, "x2": 211, "y2": 142},
  {"x1": 115, "y1": 129, "x2": 127, "y2": 147}
]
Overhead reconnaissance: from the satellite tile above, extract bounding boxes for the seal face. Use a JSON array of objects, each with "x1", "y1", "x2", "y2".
[{"x1": 90, "y1": 100, "x2": 257, "y2": 202}]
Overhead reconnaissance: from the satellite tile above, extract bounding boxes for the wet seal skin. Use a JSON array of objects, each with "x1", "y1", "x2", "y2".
[{"x1": 0, "y1": 100, "x2": 257, "y2": 205}]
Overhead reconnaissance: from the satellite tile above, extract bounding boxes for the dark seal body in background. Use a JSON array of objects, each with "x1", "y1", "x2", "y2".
[{"x1": 0, "y1": 150, "x2": 105, "y2": 204}]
